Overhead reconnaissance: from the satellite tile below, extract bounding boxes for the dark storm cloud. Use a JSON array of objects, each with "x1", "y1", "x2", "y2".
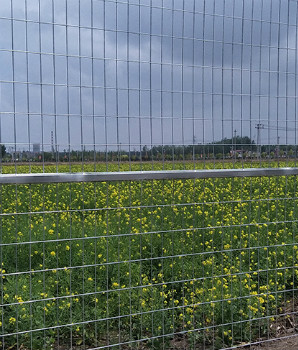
[{"x1": 0, "y1": 0, "x2": 298, "y2": 150}]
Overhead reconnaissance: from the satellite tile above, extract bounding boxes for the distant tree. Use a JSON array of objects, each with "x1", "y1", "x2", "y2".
[
  {"x1": 142, "y1": 145, "x2": 149, "y2": 160},
  {"x1": 211, "y1": 136, "x2": 256, "y2": 155},
  {"x1": 288, "y1": 149, "x2": 294, "y2": 158},
  {"x1": 120, "y1": 154, "x2": 129, "y2": 161},
  {"x1": 1, "y1": 144, "x2": 6, "y2": 158},
  {"x1": 44, "y1": 152, "x2": 53, "y2": 162}
]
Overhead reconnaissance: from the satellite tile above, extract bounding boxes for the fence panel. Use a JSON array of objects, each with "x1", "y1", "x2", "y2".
[
  {"x1": 0, "y1": 0, "x2": 297, "y2": 170},
  {"x1": 0, "y1": 0, "x2": 298, "y2": 349}
]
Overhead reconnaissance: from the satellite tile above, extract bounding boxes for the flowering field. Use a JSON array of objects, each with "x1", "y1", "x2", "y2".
[{"x1": 0, "y1": 163, "x2": 298, "y2": 349}]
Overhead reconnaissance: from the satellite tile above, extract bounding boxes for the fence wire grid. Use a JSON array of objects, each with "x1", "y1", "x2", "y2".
[{"x1": 0, "y1": 0, "x2": 298, "y2": 349}]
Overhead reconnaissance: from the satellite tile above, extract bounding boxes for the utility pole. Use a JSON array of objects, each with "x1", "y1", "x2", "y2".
[
  {"x1": 51, "y1": 131, "x2": 54, "y2": 157},
  {"x1": 255, "y1": 124, "x2": 264, "y2": 158},
  {"x1": 0, "y1": 113, "x2": 1, "y2": 146},
  {"x1": 233, "y1": 129, "x2": 237, "y2": 159}
]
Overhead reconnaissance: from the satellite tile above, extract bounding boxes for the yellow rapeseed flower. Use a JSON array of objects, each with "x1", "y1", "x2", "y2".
[{"x1": 9, "y1": 317, "x2": 16, "y2": 324}]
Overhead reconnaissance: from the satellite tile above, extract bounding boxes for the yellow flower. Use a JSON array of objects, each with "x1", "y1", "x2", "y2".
[
  {"x1": 50, "y1": 251, "x2": 56, "y2": 256},
  {"x1": 9, "y1": 317, "x2": 16, "y2": 324},
  {"x1": 16, "y1": 296, "x2": 24, "y2": 304}
]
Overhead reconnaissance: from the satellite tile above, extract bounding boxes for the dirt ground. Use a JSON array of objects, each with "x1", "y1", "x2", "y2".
[
  {"x1": 246, "y1": 336, "x2": 298, "y2": 349},
  {"x1": 169, "y1": 298, "x2": 298, "y2": 350},
  {"x1": 241, "y1": 299, "x2": 298, "y2": 350},
  {"x1": 227, "y1": 299, "x2": 298, "y2": 350},
  {"x1": 168, "y1": 334, "x2": 298, "y2": 350}
]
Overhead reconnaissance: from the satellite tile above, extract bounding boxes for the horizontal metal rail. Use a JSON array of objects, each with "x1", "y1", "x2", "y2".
[{"x1": 0, "y1": 167, "x2": 298, "y2": 184}]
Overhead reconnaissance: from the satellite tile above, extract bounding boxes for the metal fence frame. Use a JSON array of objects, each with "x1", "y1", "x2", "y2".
[
  {"x1": 0, "y1": 167, "x2": 298, "y2": 184},
  {"x1": 1, "y1": 0, "x2": 298, "y2": 349},
  {"x1": 1, "y1": 168, "x2": 298, "y2": 349}
]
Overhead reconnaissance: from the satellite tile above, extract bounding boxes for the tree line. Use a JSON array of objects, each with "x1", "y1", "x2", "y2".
[{"x1": 1, "y1": 136, "x2": 297, "y2": 162}]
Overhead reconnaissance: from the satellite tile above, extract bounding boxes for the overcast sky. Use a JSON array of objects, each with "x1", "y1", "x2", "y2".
[{"x1": 0, "y1": 0, "x2": 298, "y2": 151}]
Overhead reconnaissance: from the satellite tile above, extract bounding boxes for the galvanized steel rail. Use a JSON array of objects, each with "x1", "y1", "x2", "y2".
[{"x1": 1, "y1": 167, "x2": 298, "y2": 184}]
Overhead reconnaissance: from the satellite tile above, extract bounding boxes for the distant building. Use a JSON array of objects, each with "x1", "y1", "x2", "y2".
[
  {"x1": 230, "y1": 149, "x2": 244, "y2": 158},
  {"x1": 33, "y1": 143, "x2": 40, "y2": 154}
]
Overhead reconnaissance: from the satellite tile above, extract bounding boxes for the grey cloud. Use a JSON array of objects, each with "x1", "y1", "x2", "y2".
[{"x1": 0, "y1": 0, "x2": 298, "y2": 150}]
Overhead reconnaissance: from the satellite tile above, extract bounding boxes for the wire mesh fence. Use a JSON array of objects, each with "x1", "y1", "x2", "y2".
[
  {"x1": 0, "y1": 0, "x2": 298, "y2": 349},
  {"x1": 0, "y1": 0, "x2": 297, "y2": 171},
  {"x1": 1, "y1": 173, "x2": 298, "y2": 349}
]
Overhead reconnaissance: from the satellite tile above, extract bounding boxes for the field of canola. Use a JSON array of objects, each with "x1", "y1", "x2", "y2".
[{"x1": 0, "y1": 162, "x2": 298, "y2": 349}]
